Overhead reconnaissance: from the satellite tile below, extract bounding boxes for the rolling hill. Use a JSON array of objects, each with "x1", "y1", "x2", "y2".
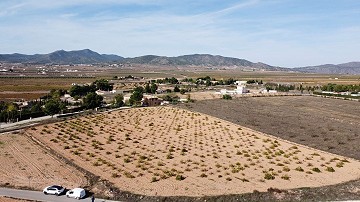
[
  {"x1": 0, "y1": 49, "x2": 359, "y2": 74},
  {"x1": 0, "y1": 49, "x2": 123, "y2": 64},
  {"x1": 294, "y1": 62, "x2": 360, "y2": 74}
]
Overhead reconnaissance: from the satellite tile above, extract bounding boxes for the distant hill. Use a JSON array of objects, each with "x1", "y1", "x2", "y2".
[
  {"x1": 294, "y1": 62, "x2": 360, "y2": 74},
  {"x1": 123, "y1": 54, "x2": 287, "y2": 71},
  {"x1": 0, "y1": 50, "x2": 284, "y2": 71},
  {"x1": 0, "y1": 49, "x2": 123, "y2": 64},
  {"x1": 0, "y1": 49, "x2": 359, "y2": 74}
]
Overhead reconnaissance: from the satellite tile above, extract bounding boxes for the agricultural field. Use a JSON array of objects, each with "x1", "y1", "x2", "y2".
[
  {"x1": 0, "y1": 132, "x2": 86, "y2": 190},
  {"x1": 26, "y1": 107, "x2": 360, "y2": 197},
  {"x1": 181, "y1": 96, "x2": 360, "y2": 160}
]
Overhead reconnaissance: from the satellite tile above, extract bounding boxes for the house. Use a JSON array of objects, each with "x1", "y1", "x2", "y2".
[
  {"x1": 142, "y1": 95, "x2": 162, "y2": 106},
  {"x1": 216, "y1": 81, "x2": 249, "y2": 95}
]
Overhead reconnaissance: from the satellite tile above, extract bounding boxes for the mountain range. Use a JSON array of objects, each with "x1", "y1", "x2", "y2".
[
  {"x1": 0, "y1": 49, "x2": 359, "y2": 74},
  {"x1": 293, "y1": 62, "x2": 360, "y2": 74}
]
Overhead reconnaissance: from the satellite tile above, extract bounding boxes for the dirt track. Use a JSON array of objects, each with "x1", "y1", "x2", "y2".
[{"x1": 180, "y1": 96, "x2": 360, "y2": 160}]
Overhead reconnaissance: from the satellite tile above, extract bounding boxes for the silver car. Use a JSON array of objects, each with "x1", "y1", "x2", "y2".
[{"x1": 43, "y1": 185, "x2": 65, "y2": 196}]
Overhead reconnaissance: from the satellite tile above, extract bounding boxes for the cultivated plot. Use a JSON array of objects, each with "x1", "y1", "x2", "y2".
[
  {"x1": 0, "y1": 133, "x2": 86, "y2": 190},
  {"x1": 26, "y1": 107, "x2": 360, "y2": 196}
]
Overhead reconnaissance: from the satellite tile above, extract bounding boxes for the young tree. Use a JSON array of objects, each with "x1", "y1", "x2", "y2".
[
  {"x1": 145, "y1": 83, "x2": 151, "y2": 93},
  {"x1": 129, "y1": 87, "x2": 144, "y2": 106},
  {"x1": 150, "y1": 83, "x2": 158, "y2": 94},
  {"x1": 112, "y1": 94, "x2": 124, "y2": 108}
]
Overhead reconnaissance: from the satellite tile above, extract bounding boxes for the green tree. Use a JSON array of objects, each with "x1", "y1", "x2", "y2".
[
  {"x1": 43, "y1": 100, "x2": 60, "y2": 116},
  {"x1": 83, "y1": 92, "x2": 103, "y2": 109},
  {"x1": 150, "y1": 83, "x2": 158, "y2": 94},
  {"x1": 112, "y1": 94, "x2": 124, "y2": 108},
  {"x1": 93, "y1": 79, "x2": 113, "y2": 91},
  {"x1": 129, "y1": 87, "x2": 144, "y2": 106},
  {"x1": 145, "y1": 83, "x2": 151, "y2": 93},
  {"x1": 31, "y1": 102, "x2": 42, "y2": 113},
  {"x1": 174, "y1": 85, "x2": 180, "y2": 92}
]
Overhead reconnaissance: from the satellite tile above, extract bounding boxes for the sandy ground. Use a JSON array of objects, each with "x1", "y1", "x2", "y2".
[
  {"x1": 26, "y1": 107, "x2": 360, "y2": 197},
  {"x1": 0, "y1": 197, "x2": 32, "y2": 202},
  {"x1": 0, "y1": 132, "x2": 86, "y2": 190},
  {"x1": 180, "y1": 96, "x2": 360, "y2": 160},
  {"x1": 0, "y1": 197, "x2": 28, "y2": 202}
]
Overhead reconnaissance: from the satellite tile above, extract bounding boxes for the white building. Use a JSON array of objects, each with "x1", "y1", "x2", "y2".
[{"x1": 217, "y1": 81, "x2": 248, "y2": 95}]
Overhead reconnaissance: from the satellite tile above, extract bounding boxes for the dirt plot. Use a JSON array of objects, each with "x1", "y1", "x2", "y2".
[
  {"x1": 0, "y1": 197, "x2": 33, "y2": 202},
  {"x1": 180, "y1": 96, "x2": 360, "y2": 160},
  {"x1": 0, "y1": 132, "x2": 86, "y2": 190},
  {"x1": 26, "y1": 107, "x2": 360, "y2": 197}
]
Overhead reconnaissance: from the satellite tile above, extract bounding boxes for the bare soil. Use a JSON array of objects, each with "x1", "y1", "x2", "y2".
[
  {"x1": 180, "y1": 96, "x2": 360, "y2": 160},
  {"x1": 0, "y1": 132, "x2": 87, "y2": 190},
  {"x1": 24, "y1": 106, "x2": 360, "y2": 199}
]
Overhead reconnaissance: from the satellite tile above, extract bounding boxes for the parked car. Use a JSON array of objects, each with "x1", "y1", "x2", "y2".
[
  {"x1": 43, "y1": 185, "x2": 65, "y2": 195},
  {"x1": 66, "y1": 188, "x2": 86, "y2": 199}
]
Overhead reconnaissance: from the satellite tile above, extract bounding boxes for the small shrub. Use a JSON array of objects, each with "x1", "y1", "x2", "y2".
[
  {"x1": 176, "y1": 175, "x2": 186, "y2": 181},
  {"x1": 312, "y1": 167, "x2": 321, "y2": 173},
  {"x1": 200, "y1": 173, "x2": 207, "y2": 178},
  {"x1": 264, "y1": 173, "x2": 275, "y2": 180},
  {"x1": 111, "y1": 173, "x2": 120, "y2": 178},
  {"x1": 124, "y1": 172, "x2": 135, "y2": 178},
  {"x1": 336, "y1": 162, "x2": 344, "y2": 168},
  {"x1": 222, "y1": 94, "x2": 232, "y2": 100},
  {"x1": 326, "y1": 167, "x2": 335, "y2": 172},
  {"x1": 295, "y1": 167, "x2": 304, "y2": 172},
  {"x1": 151, "y1": 176, "x2": 158, "y2": 182},
  {"x1": 281, "y1": 174, "x2": 290, "y2": 180},
  {"x1": 283, "y1": 167, "x2": 290, "y2": 172}
]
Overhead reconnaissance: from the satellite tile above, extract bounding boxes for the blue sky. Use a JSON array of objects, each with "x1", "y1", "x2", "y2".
[{"x1": 0, "y1": 0, "x2": 359, "y2": 67}]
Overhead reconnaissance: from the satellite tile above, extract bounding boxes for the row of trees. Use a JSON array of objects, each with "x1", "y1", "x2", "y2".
[
  {"x1": 321, "y1": 83, "x2": 360, "y2": 93},
  {"x1": 69, "y1": 79, "x2": 113, "y2": 97},
  {"x1": 265, "y1": 83, "x2": 296, "y2": 92}
]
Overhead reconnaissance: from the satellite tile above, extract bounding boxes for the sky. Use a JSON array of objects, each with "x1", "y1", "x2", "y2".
[{"x1": 0, "y1": 0, "x2": 359, "y2": 67}]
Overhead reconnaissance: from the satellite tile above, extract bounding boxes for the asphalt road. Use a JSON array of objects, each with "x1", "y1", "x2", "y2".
[{"x1": 0, "y1": 188, "x2": 118, "y2": 202}]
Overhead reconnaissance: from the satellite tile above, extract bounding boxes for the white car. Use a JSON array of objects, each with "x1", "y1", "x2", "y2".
[
  {"x1": 43, "y1": 185, "x2": 65, "y2": 196},
  {"x1": 66, "y1": 188, "x2": 86, "y2": 200}
]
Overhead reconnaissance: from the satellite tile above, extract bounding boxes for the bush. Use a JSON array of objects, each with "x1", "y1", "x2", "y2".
[
  {"x1": 312, "y1": 167, "x2": 321, "y2": 173},
  {"x1": 326, "y1": 167, "x2": 335, "y2": 172},
  {"x1": 200, "y1": 173, "x2": 207, "y2": 178},
  {"x1": 281, "y1": 174, "x2": 290, "y2": 180},
  {"x1": 151, "y1": 176, "x2": 158, "y2": 182},
  {"x1": 264, "y1": 173, "x2": 275, "y2": 180},
  {"x1": 295, "y1": 166, "x2": 304, "y2": 172},
  {"x1": 222, "y1": 94, "x2": 232, "y2": 100},
  {"x1": 176, "y1": 175, "x2": 186, "y2": 181}
]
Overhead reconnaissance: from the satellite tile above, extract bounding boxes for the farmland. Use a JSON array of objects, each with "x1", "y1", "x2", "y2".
[
  {"x1": 25, "y1": 106, "x2": 360, "y2": 197},
  {"x1": 180, "y1": 96, "x2": 360, "y2": 160},
  {"x1": 0, "y1": 132, "x2": 86, "y2": 190}
]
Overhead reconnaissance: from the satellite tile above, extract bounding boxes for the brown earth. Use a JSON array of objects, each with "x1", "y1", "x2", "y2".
[
  {"x1": 180, "y1": 96, "x2": 360, "y2": 160},
  {"x1": 25, "y1": 106, "x2": 360, "y2": 198},
  {"x1": 0, "y1": 131, "x2": 87, "y2": 190},
  {"x1": 0, "y1": 197, "x2": 33, "y2": 202}
]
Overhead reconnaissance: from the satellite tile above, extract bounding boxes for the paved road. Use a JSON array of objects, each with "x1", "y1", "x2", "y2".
[
  {"x1": 0, "y1": 115, "x2": 55, "y2": 131},
  {"x1": 0, "y1": 188, "x2": 119, "y2": 202}
]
